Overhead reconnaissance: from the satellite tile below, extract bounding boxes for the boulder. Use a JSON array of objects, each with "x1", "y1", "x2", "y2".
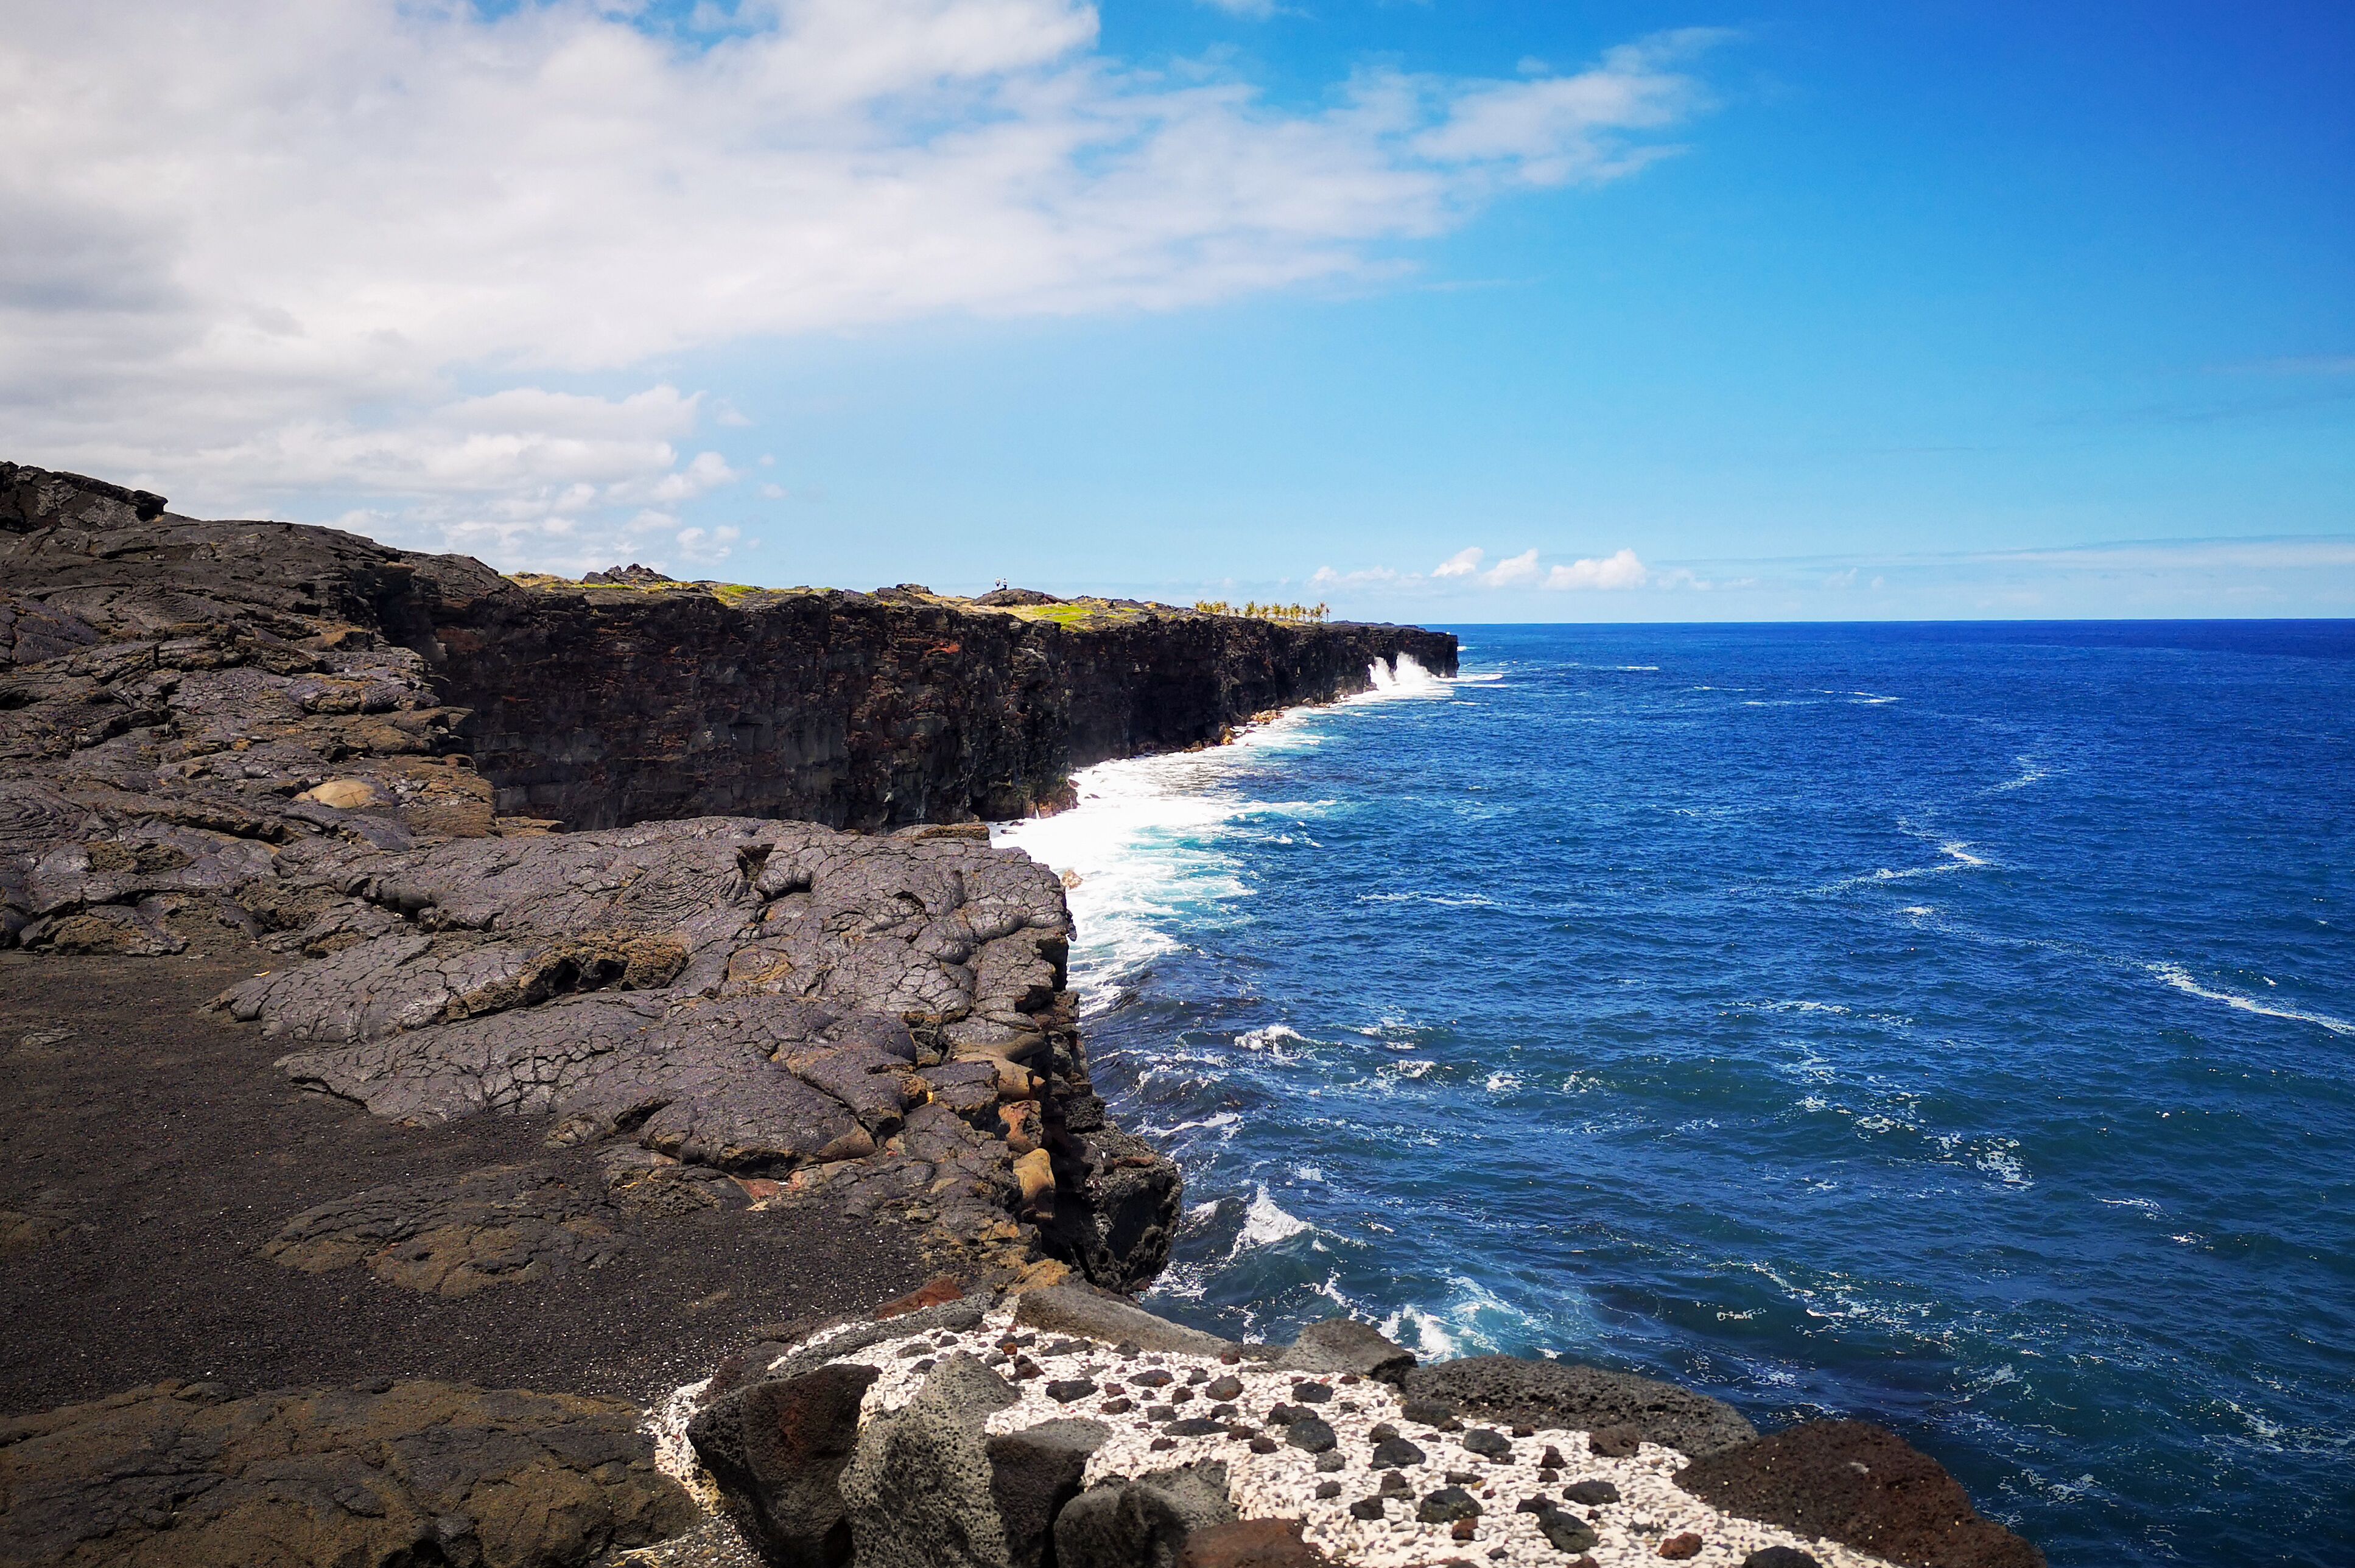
[
  {"x1": 687, "y1": 1360, "x2": 880, "y2": 1568},
  {"x1": 986, "y1": 1418, "x2": 1112, "y2": 1568},
  {"x1": 840, "y1": 1355, "x2": 1021, "y2": 1568},
  {"x1": 1399, "y1": 1356, "x2": 1756, "y2": 1458},
  {"x1": 1012, "y1": 1285, "x2": 1239, "y2": 1357},
  {"x1": 1055, "y1": 1463, "x2": 1236, "y2": 1568},
  {"x1": 1675, "y1": 1421, "x2": 2044, "y2": 1568},
  {"x1": 1271, "y1": 1318, "x2": 1414, "y2": 1384}
]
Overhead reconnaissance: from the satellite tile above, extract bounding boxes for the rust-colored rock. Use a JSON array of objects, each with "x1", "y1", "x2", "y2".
[{"x1": 877, "y1": 1275, "x2": 967, "y2": 1318}]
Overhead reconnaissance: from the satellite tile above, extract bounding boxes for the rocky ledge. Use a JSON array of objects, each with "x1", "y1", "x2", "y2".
[{"x1": 662, "y1": 1282, "x2": 2044, "y2": 1568}]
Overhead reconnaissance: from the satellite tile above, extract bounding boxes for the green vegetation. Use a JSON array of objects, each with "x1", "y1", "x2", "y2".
[{"x1": 1193, "y1": 600, "x2": 1329, "y2": 622}]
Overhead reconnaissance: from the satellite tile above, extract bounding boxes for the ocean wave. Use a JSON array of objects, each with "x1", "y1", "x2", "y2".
[
  {"x1": 1355, "y1": 890, "x2": 1501, "y2": 908},
  {"x1": 995, "y1": 653, "x2": 1464, "y2": 1006},
  {"x1": 1350, "y1": 651, "x2": 1451, "y2": 703},
  {"x1": 1229, "y1": 1185, "x2": 1312, "y2": 1258},
  {"x1": 1138, "y1": 1111, "x2": 1243, "y2": 1139},
  {"x1": 1816, "y1": 839, "x2": 1991, "y2": 892},
  {"x1": 1235, "y1": 1023, "x2": 1310, "y2": 1052},
  {"x1": 2149, "y1": 964, "x2": 2355, "y2": 1037},
  {"x1": 1376, "y1": 1275, "x2": 1551, "y2": 1360}
]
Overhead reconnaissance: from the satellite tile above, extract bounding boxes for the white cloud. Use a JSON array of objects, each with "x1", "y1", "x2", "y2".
[
  {"x1": 1311, "y1": 564, "x2": 1403, "y2": 587},
  {"x1": 1482, "y1": 548, "x2": 1542, "y2": 587},
  {"x1": 1432, "y1": 546, "x2": 1484, "y2": 576},
  {"x1": 0, "y1": 1, "x2": 1722, "y2": 565},
  {"x1": 1543, "y1": 548, "x2": 1648, "y2": 589},
  {"x1": 1413, "y1": 30, "x2": 1727, "y2": 185}
]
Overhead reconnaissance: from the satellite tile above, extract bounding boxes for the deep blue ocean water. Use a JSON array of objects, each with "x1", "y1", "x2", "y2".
[{"x1": 998, "y1": 623, "x2": 2355, "y2": 1568}]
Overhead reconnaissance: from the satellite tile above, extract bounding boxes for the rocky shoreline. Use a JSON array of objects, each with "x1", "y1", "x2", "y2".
[{"x1": 1, "y1": 461, "x2": 2040, "y2": 1567}]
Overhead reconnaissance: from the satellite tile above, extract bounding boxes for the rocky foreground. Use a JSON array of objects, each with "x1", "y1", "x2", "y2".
[
  {"x1": 0, "y1": 463, "x2": 2040, "y2": 1568},
  {"x1": 661, "y1": 1283, "x2": 2046, "y2": 1568}
]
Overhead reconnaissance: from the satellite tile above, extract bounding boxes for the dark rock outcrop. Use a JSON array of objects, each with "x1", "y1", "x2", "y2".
[
  {"x1": 1271, "y1": 1320, "x2": 1416, "y2": 1384},
  {"x1": 687, "y1": 1362, "x2": 880, "y2": 1568},
  {"x1": 1399, "y1": 1354, "x2": 1758, "y2": 1459},
  {"x1": 987, "y1": 1418, "x2": 1113, "y2": 1568},
  {"x1": 1011, "y1": 1284, "x2": 1240, "y2": 1357},
  {"x1": 839, "y1": 1354, "x2": 1023, "y2": 1568},
  {"x1": 433, "y1": 577, "x2": 1455, "y2": 831},
  {"x1": 1676, "y1": 1421, "x2": 2047, "y2": 1568},
  {"x1": 1055, "y1": 1463, "x2": 1237, "y2": 1568},
  {"x1": 0, "y1": 1378, "x2": 694, "y2": 1568}
]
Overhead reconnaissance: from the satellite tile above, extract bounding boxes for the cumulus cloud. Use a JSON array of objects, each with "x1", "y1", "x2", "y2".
[
  {"x1": 1479, "y1": 548, "x2": 1540, "y2": 587},
  {"x1": 1543, "y1": 547, "x2": 1648, "y2": 589},
  {"x1": 0, "y1": 0, "x2": 1723, "y2": 565},
  {"x1": 1432, "y1": 546, "x2": 1484, "y2": 577}
]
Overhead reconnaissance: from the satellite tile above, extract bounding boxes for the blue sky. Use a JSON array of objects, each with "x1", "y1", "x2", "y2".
[{"x1": 6, "y1": 1, "x2": 2350, "y2": 618}]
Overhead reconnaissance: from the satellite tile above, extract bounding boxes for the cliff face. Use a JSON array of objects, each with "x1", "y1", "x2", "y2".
[
  {"x1": 426, "y1": 580, "x2": 1457, "y2": 831},
  {"x1": 2, "y1": 461, "x2": 1456, "y2": 832}
]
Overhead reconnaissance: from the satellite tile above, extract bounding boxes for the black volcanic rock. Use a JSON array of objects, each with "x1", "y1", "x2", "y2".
[
  {"x1": 1677, "y1": 1421, "x2": 2046, "y2": 1568},
  {"x1": 1401, "y1": 1356, "x2": 1756, "y2": 1459},
  {"x1": 0, "y1": 1378, "x2": 693, "y2": 1568}
]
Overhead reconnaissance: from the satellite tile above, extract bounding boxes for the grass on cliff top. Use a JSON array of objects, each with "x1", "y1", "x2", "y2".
[
  {"x1": 502, "y1": 573, "x2": 1206, "y2": 626},
  {"x1": 505, "y1": 572, "x2": 800, "y2": 604}
]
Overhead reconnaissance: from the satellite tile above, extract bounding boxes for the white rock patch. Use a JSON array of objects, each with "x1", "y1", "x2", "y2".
[
  {"x1": 647, "y1": 1376, "x2": 725, "y2": 1511},
  {"x1": 742, "y1": 1307, "x2": 1914, "y2": 1568}
]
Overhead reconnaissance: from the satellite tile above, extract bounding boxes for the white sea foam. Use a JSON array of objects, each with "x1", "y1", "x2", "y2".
[
  {"x1": 1355, "y1": 650, "x2": 1447, "y2": 701},
  {"x1": 1818, "y1": 839, "x2": 1992, "y2": 892},
  {"x1": 1484, "y1": 1069, "x2": 1522, "y2": 1093},
  {"x1": 1991, "y1": 755, "x2": 2050, "y2": 793},
  {"x1": 2150, "y1": 963, "x2": 2355, "y2": 1036},
  {"x1": 1974, "y1": 1139, "x2": 2032, "y2": 1188},
  {"x1": 1236, "y1": 1023, "x2": 1310, "y2": 1055},
  {"x1": 1356, "y1": 890, "x2": 1500, "y2": 908},
  {"x1": 1230, "y1": 1185, "x2": 1312, "y2": 1256},
  {"x1": 1139, "y1": 1111, "x2": 1243, "y2": 1139},
  {"x1": 1377, "y1": 1275, "x2": 1552, "y2": 1360},
  {"x1": 1293, "y1": 1164, "x2": 1325, "y2": 1182},
  {"x1": 994, "y1": 652, "x2": 1463, "y2": 1009}
]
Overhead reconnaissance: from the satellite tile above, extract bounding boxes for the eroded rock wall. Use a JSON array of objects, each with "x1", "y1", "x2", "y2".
[{"x1": 424, "y1": 578, "x2": 1458, "y2": 831}]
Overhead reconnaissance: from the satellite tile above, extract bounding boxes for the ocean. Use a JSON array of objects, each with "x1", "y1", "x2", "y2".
[{"x1": 995, "y1": 621, "x2": 2355, "y2": 1568}]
